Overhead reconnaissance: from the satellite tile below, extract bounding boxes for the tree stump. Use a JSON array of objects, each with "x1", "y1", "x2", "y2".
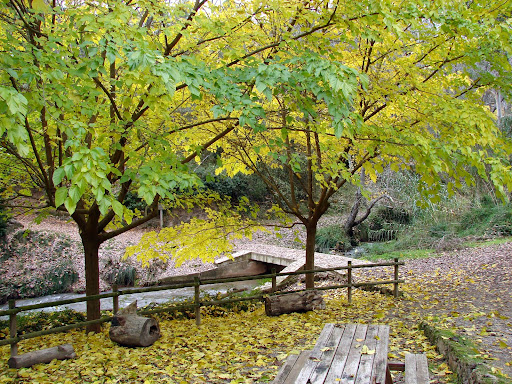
[
  {"x1": 109, "y1": 301, "x2": 160, "y2": 347},
  {"x1": 265, "y1": 290, "x2": 325, "y2": 316},
  {"x1": 7, "y1": 344, "x2": 76, "y2": 368}
]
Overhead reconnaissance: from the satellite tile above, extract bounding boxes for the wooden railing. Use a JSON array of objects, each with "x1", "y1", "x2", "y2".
[{"x1": 0, "y1": 258, "x2": 404, "y2": 358}]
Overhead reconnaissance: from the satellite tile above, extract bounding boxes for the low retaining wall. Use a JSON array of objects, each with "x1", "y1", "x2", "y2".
[{"x1": 420, "y1": 322, "x2": 504, "y2": 384}]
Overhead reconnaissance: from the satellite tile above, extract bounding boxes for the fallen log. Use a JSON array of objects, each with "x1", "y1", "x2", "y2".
[
  {"x1": 265, "y1": 290, "x2": 325, "y2": 316},
  {"x1": 109, "y1": 301, "x2": 160, "y2": 347},
  {"x1": 8, "y1": 344, "x2": 76, "y2": 369}
]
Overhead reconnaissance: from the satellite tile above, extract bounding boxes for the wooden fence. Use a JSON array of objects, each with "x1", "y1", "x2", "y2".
[{"x1": 0, "y1": 258, "x2": 404, "y2": 358}]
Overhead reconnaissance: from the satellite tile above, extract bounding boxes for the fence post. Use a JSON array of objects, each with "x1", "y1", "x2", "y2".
[
  {"x1": 113, "y1": 284, "x2": 119, "y2": 315},
  {"x1": 347, "y1": 261, "x2": 352, "y2": 304},
  {"x1": 9, "y1": 300, "x2": 18, "y2": 357},
  {"x1": 194, "y1": 277, "x2": 201, "y2": 327},
  {"x1": 271, "y1": 268, "x2": 277, "y2": 293},
  {"x1": 393, "y1": 258, "x2": 399, "y2": 298}
]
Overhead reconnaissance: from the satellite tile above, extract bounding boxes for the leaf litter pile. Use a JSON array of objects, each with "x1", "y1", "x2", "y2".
[{"x1": 0, "y1": 242, "x2": 511, "y2": 383}]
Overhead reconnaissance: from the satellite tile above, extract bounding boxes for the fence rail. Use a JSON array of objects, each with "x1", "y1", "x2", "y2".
[{"x1": 0, "y1": 258, "x2": 404, "y2": 357}]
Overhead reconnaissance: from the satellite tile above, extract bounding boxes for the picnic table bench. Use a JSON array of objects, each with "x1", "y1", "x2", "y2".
[{"x1": 273, "y1": 323, "x2": 429, "y2": 384}]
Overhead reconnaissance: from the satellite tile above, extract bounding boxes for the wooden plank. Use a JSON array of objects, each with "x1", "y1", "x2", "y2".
[
  {"x1": 405, "y1": 354, "x2": 429, "y2": 384},
  {"x1": 284, "y1": 351, "x2": 312, "y2": 384},
  {"x1": 294, "y1": 323, "x2": 337, "y2": 383},
  {"x1": 339, "y1": 324, "x2": 369, "y2": 383},
  {"x1": 371, "y1": 325, "x2": 390, "y2": 384},
  {"x1": 307, "y1": 324, "x2": 346, "y2": 384},
  {"x1": 272, "y1": 353, "x2": 300, "y2": 384},
  {"x1": 405, "y1": 353, "x2": 417, "y2": 384},
  {"x1": 416, "y1": 354, "x2": 430, "y2": 384},
  {"x1": 354, "y1": 324, "x2": 380, "y2": 384},
  {"x1": 324, "y1": 323, "x2": 358, "y2": 382}
]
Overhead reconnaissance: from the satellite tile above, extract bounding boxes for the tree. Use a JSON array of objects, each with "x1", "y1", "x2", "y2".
[
  {"x1": 0, "y1": 0, "x2": 348, "y2": 331},
  {"x1": 132, "y1": 0, "x2": 512, "y2": 290},
  {"x1": 343, "y1": 169, "x2": 394, "y2": 245}
]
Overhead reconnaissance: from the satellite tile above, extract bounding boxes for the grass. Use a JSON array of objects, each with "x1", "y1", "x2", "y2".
[
  {"x1": 365, "y1": 248, "x2": 434, "y2": 261},
  {"x1": 361, "y1": 241, "x2": 435, "y2": 261},
  {"x1": 361, "y1": 234, "x2": 512, "y2": 262},
  {"x1": 462, "y1": 236, "x2": 512, "y2": 248}
]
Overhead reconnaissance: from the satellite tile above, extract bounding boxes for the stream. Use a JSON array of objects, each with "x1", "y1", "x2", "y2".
[{"x1": 0, "y1": 279, "x2": 262, "y2": 316}]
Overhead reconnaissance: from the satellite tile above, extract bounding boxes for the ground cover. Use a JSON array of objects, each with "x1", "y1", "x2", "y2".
[
  {"x1": 0, "y1": 289, "x2": 445, "y2": 384},
  {"x1": 0, "y1": 217, "x2": 510, "y2": 383},
  {"x1": 0, "y1": 239, "x2": 511, "y2": 383}
]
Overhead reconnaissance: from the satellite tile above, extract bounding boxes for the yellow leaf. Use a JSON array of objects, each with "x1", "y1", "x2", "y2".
[
  {"x1": 31, "y1": 0, "x2": 50, "y2": 12},
  {"x1": 498, "y1": 340, "x2": 509, "y2": 348},
  {"x1": 361, "y1": 345, "x2": 375, "y2": 355}
]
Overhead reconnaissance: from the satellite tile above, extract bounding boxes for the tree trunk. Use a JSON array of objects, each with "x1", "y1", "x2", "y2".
[
  {"x1": 82, "y1": 236, "x2": 101, "y2": 333},
  {"x1": 345, "y1": 169, "x2": 365, "y2": 245},
  {"x1": 109, "y1": 315, "x2": 161, "y2": 347},
  {"x1": 304, "y1": 224, "x2": 317, "y2": 289},
  {"x1": 495, "y1": 89, "x2": 503, "y2": 125},
  {"x1": 8, "y1": 344, "x2": 76, "y2": 368},
  {"x1": 264, "y1": 290, "x2": 325, "y2": 316},
  {"x1": 109, "y1": 301, "x2": 161, "y2": 347},
  {"x1": 344, "y1": 189, "x2": 362, "y2": 245}
]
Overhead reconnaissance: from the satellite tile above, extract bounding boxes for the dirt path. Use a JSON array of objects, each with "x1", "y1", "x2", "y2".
[{"x1": 362, "y1": 243, "x2": 512, "y2": 380}]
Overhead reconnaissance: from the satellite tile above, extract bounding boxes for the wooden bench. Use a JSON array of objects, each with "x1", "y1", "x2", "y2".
[
  {"x1": 273, "y1": 351, "x2": 311, "y2": 384},
  {"x1": 405, "y1": 353, "x2": 429, "y2": 384},
  {"x1": 272, "y1": 324, "x2": 431, "y2": 384},
  {"x1": 272, "y1": 323, "x2": 392, "y2": 384}
]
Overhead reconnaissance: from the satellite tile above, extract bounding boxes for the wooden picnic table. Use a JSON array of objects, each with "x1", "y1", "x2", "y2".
[{"x1": 276, "y1": 323, "x2": 393, "y2": 384}]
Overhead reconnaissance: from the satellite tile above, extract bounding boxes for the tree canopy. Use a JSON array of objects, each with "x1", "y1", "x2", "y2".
[
  {"x1": 0, "y1": 0, "x2": 363, "y2": 329},
  {"x1": 129, "y1": 0, "x2": 512, "y2": 288},
  {"x1": 2, "y1": 0, "x2": 512, "y2": 322}
]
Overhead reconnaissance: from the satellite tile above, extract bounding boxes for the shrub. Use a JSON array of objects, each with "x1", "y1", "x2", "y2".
[
  {"x1": 1, "y1": 259, "x2": 78, "y2": 303},
  {"x1": 428, "y1": 222, "x2": 453, "y2": 239},
  {"x1": 124, "y1": 191, "x2": 146, "y2": 212},
  {"x1": 196, "y1": 162, "x2": 269, "y2": 204},
  {"x1": 458, "y1": 196, "x2": 512, "y2": 237},
  {"x1": 103, "y1": 264, "x2": 137, "y2": 287},
  {"x1": 0, "y1": 309, "x2": 86, "y2": 340},
  {"x1": 0, "y1": 230, "x2": 79, "y2": 303},
  {"x1": 374, "y1": 206, "x2": 411, "y2": 225},
  {"x1": 315, "y1": 225, "x2": 350, "y2": 252}
]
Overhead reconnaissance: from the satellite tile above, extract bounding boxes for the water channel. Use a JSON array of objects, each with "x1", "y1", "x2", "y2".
[{"x1": 0, "y1": 279, "x2": 262, "y2": 316}]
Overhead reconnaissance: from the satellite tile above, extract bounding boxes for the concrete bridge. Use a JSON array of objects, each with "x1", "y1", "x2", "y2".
[{"x1": 158, "y1": 244, "x2": 366, "y2": 289}]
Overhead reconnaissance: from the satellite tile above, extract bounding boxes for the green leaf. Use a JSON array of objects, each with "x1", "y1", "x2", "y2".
[
  {"x1": 31, "y1": 0, "x2": 51, "y2": 12},
  {"x1": 55, "y1": 187, "x2": 68, "y2": 207},
  {"x1": 112, "y1": 200, "x2": 124, "y2": 218},
  {"x1": 64, "y1": 197, "x2": 76, "y2": 215},
  {"x1": 69, "y1": 185, "x2": 81, "y2": 203},
  {"x1": 52, "y1": 168, "x2": 66, "y2": 185}
]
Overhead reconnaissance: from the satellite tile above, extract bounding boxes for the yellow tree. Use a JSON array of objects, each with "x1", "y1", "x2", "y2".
[
  {"x1": 131, "y1": 0, "x2": 512, "y2": 289},
  {"x1": 0, "y1": 0, "x2": 347, "y2": 330}
]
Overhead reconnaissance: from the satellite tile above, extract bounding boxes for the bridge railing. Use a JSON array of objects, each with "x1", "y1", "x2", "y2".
[{"x1": 0, "y1": 258, "x2": 404, "y2": 359}]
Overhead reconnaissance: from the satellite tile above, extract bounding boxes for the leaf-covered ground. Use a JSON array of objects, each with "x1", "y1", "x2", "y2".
[
  {"x1": 2, "y1": 237, "x2": 511, "y2": 384},
  {"x1": 0, "y1": 220, "x2": 511, "y2": 383},
  {"x1": 0, "y1": 289, "x2": 444, "y2": 384}
]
